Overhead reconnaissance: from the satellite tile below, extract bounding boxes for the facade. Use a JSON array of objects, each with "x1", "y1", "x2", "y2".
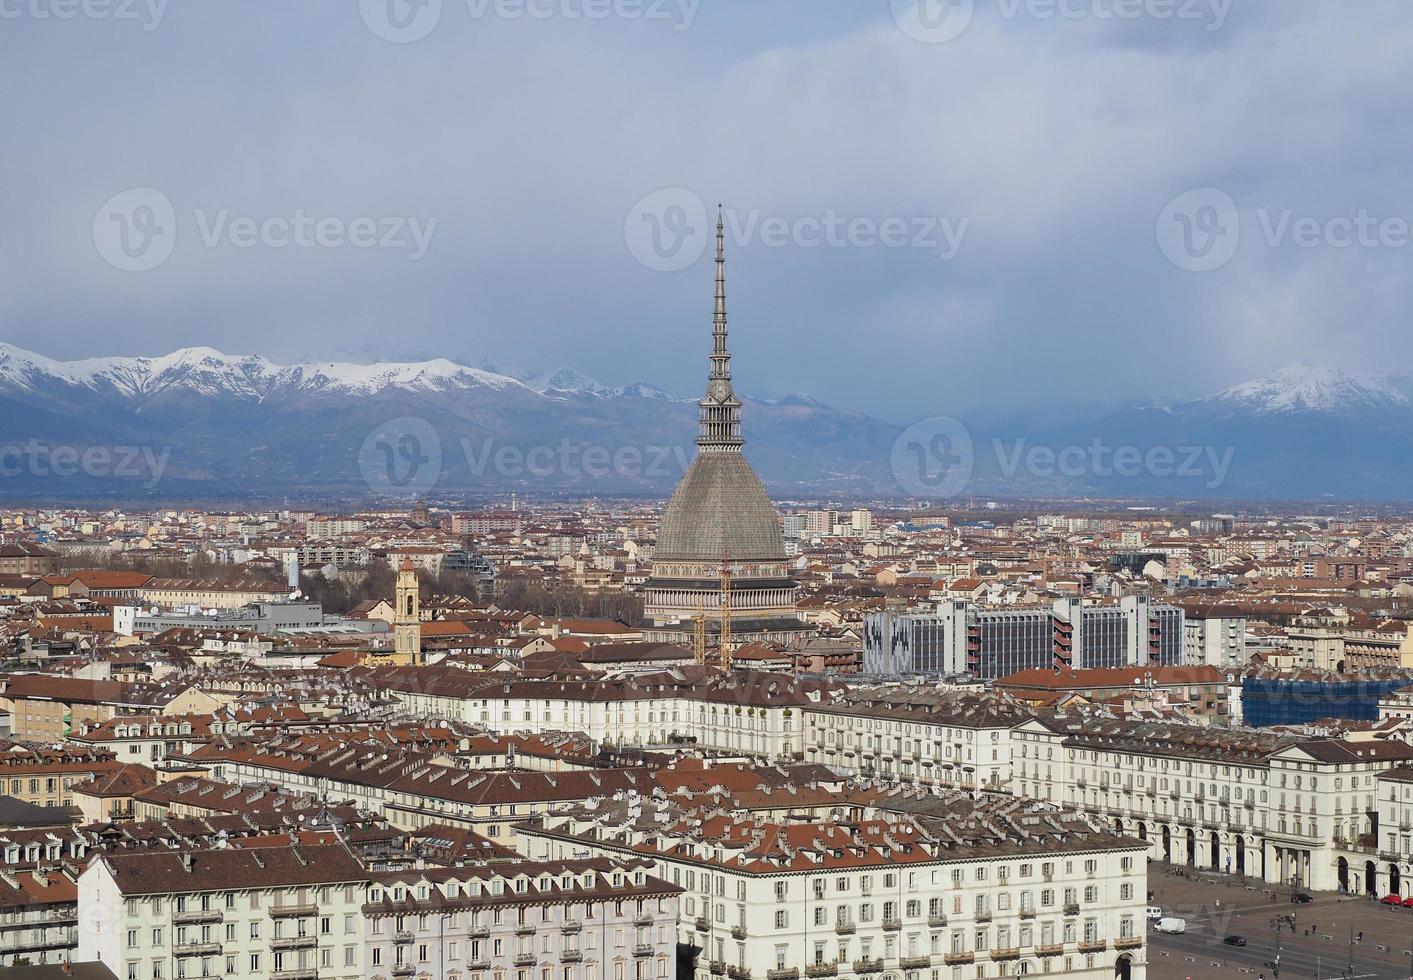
[
  {"x1": 393, "y1": 559, "x2": 422, "y2": 665},
  {"x1": 521, "y1": 795, "x2": 1149, "y2": 980},
  {"x1": 864, "y1": 597, "x2": 1184, "y2": 680},
  {"x1": 1183, "y1": 613, "x2": 1246, "y2": 667},
  {"x1": 642, "y1": 212, "x2": 805, "y2": 649},
  {"x1": 361, "y1": 858, "x2": 680, "y2": 980},
  {"x1": 78, "y1": 843, "x2": 370, "y2": 980},
  {"x1": 1012, "y1": 715, "x2": 1413, "y2": 893}
]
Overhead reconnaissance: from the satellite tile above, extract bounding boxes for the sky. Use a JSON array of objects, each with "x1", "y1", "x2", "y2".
[{"x1": 2, "y1": 0, "x2": 1411, "y2": 424}]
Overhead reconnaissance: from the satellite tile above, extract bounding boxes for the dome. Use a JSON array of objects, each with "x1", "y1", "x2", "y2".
[{"x1": 654, "y1": 452, "x2": 786, "y2": 562}]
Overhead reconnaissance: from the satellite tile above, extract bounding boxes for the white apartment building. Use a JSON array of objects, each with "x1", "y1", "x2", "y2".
[
  {"x1": 520, "y1": 794, "x2": 1149, "y2": 980},
  {"x1": 1013, "y1": 715, "x2": 1413, "y2": 893},
  {"x1": 1183, "y1": 614, "x2": 1246, "y2": 667},
  {"x1": 362, "y1": 858, "x2": 679, "y2": 980},
  {"x1": 78, "y1": 842, "x2": 370, "y2": 980}
]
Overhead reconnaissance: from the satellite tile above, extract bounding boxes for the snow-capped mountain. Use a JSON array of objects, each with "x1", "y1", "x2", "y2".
[
  {"x1": 0, "y1": 343, "x2": 894, "y2": 500},
  {"x1": 1196, "y1": 363, "x2": 1409, "y2": 417},
  {"x1": 0, "y1": 343, "x2": 524, "y2": 401}
]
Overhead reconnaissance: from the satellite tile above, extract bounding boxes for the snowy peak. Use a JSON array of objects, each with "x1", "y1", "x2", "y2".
[
  {"x1": 519, "y1": 366, "x2": 605, "y2": 394},
  {"x1": 0, "y1": 343, "x2": 527, "y2": 401},
  {"x1": 1201, "y1": 363, "x2": 1410, "y2": 416}
]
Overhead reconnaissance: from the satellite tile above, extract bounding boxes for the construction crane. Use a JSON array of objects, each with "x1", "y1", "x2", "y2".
[
  {"x1": 719, "y1": 551, "x2": 733, "y2": 671},
  {"x1": 692, "y1": 601, "x2": 707, "y2": 665}
]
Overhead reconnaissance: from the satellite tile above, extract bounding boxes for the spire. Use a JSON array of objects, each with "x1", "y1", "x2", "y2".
[{"x1": 698, "y1": 204, "x2": 743, "y2": 453}]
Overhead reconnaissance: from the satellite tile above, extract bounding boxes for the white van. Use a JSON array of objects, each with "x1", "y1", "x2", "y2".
[
  {"x1": 1155, "y1": 917, "x2": 1186, "y2": 935},
  {"x1": 1146, "y1": 906, "x2": 1163, "y2": 920}
]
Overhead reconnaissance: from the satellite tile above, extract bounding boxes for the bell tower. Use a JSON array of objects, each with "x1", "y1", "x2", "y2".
[{"x1": 394, "y1": 557, "x2": 421, "y2": 663}]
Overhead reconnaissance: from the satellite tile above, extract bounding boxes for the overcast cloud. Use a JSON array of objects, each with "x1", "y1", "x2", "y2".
[{"x1": 1, "y1": 0, "x2": 1409, "y2": 422}]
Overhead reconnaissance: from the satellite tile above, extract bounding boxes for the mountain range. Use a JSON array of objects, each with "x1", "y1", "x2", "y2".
[{"x1": 0, "y1": 345, "x2": 1408, "y2": 502}]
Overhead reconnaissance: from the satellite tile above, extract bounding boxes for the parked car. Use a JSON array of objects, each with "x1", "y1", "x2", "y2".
[
  {"x1": 1292, "y1": 892, "x2": 1314, "y2": 904},
  {"x1": 1146, "y1": 906, "x2": 1163, "y2": 920},
  {"x1": 1379, "y1": 894, "x2": 1402, "y2": 905},
  {"x1": 1223, "y1": 935, "x2": 1247, "y2": 946},
  {"x1": 1155, "y1": 917, "x2": 1187, "y2": 935},
  {"x1": 1400, "y1": 897, "x2": 1413, "y2": 908}
]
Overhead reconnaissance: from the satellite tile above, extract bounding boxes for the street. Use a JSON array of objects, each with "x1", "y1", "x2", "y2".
[{"x1": 1146, "y1": 863, "x2": 1413, "y2": 980}]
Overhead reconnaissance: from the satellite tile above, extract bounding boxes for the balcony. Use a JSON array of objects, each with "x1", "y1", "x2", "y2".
[
  {"x1": 928, "y1": 914, "x2": 947, "y2": 927},
  {"x1": 1063, "y1": 903, "x2": 1080, "y2": 916},
  {"x1": 560, "y1": 920, "x2": 582, "y2": 934},
  {"x1": 393, "y1": 930, "x2": 414, "y2": 944},
  {"x1": 853, "y1": 959, "x2": 883, "y2": 975},
  {"x1": 899, "y1": 955, "x2": 932, "y2": 969},
  {"x1": 990, "y1": 948, "x2": 1020, "y2": 961},
  {"x1": 391, "y1": 966, "x2": 415, "y2": 979},
  {"x1": 173, "y1": 909, "x2": 222, "y2": 925},
  {"x1": 515, "y1": 923, "x2": 536, "y2": 936},
  {"x1": 269, "y1": 903, "x2": 318, "y2": 918},
  {"x1": 174, "y1": 941, "x2": 222, "y2": 957},
  {"x1": 766, "y1": 970, "x2": 799, "y2": 980},
  {"x1": 727, "y1": 968, "x2": 753, "y2": 980},
  {"x1": 468, "y1": 960, "x2": 491, "y2": 971},
  {"x1": 1079, "y1": 940, "x2": 1108, "y2": 954},
  {"x1": 834, "y1": 921, "x2": 855, "y2": 935},
  {"x1": 882, "y1": 917, "x2": 902, "y2": 931},
  {"x1": 1018, "y1": 907, "x2": 1036, "y2": 919},
  {"x1": 562, "y1": 949, "x2": 584, "y2": 962},
  {"x1": 273, "y1": 970, "x2": 320, "y2": 980},
  {"x1": 514, "y1": 953, "x2": 537, "y2": 967},
  {"x1": 469, "y1": 925, "x2": 490, "y2": 939},
  {"x1": 1115, "y1": 937, "x2": 1144, "y2": 950},
  {"x1": 1036, "y1": 944, "x2": 1065, "y2": 957},
  {"x1": 975, "y1": 911, "x2": 992, "y2": 923},
  {"x1": 805, "y1": 963, "x2": 838, "y2": 978},
  {"x1": 271, "y1": 935, "x2": 317, "y2": 951},
  {"x1": 634, "y1": 913, "x2": 654, "y2": 927},
  {"x1": 633, "y1": 944, "x2": 654, "y2": 957},
  {"x1": 731, "y1": 926, "x2": 747, "y2": 940},
  {"x1": 708, "y1": 962, "x2": 726, "y2": 976},
  {"x1": 943, "y1": 952, "x2": 974, "y2": 966}
]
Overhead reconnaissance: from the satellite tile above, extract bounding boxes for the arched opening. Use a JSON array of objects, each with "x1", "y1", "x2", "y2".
[
  {"x1": 1211, "y1": 831, "x2": 1221, "y2": 872},
  {"x1": 1337, "y1": 857, "x2": 1349, "y2": 893},
  {"x1": 1115, "y1": 954, "x2": 1133, "y2": 980},
  {"x1": 1365, "y1": 860, "x2": 1378, "y2": 897},
  {"x1": 1390, "y1": 863, "x2": 1402, "y2": 897},
  {"x1": 1137, "y1": 823, "x2": 1148, "y2": 842},
  {"x1": 1236, "y1": 836, "x2": 1247, "y2": 876},
  {"x1": 1114, "y1": 818, "x2": 1124, "y2": 835},
  {"x1": 1161, "y1": 826, "x2": 1172, "y2": 863},
  {"x1": 1185, "y1": 828, "x2": 1197, "y2": 867}
]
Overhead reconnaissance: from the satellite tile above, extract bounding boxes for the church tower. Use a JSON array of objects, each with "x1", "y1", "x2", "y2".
[
  {"x1": 642, "y1": 207, "x2": 805, "y2": 649},
  {"x1": 394, "y1": 557, "x2": 422, "y2": 663}
]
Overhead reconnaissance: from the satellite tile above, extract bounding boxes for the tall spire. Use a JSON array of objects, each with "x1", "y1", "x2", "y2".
[{"x1": 698, "y1": 204, "x2": 743, "y2": 453}]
